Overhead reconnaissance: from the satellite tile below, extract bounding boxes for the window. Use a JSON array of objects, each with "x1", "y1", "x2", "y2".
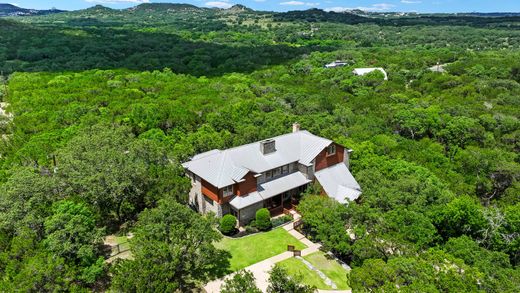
[
  {"x1": 266, "y1": 170, "x2": 273, "y2": 179},
  {"x1": 282, "y1": 164, "x2": 289, "y2": 174},
  {"x1": 223, "y1": 185, "x2": 233, "y2": 197},
  {"x1": 327, "y1": 144, "x2": 336, "y2": 156},
  {"x1": 273, "y1": 167, "x2": 281, "y2": 177}
]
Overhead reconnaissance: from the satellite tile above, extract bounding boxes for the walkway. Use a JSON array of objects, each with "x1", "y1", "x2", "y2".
[{"x1": 204, "y1": 222, "x2": 350, "y2": 293}]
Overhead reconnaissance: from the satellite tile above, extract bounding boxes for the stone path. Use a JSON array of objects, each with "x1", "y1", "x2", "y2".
[
  {"x1": 204, "y1": 221, "x2": 353, "y2": 293},
  {"x1": 204, "y1": 222, "x2": 321, "y2": 293},
  {"x1": 297, "y1": 256, "x2": 337, "y2": 289}
]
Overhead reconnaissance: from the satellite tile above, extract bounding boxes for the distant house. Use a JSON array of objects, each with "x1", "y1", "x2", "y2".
[
  {"x1": 429, "y1": 63, "x2": 448, "y2": 73},
  {"x1": 324, "y1": 60, "x2": 348, "y2": 68},
  {"x1": 352, "y1": 68, "x2": 388, "y2": 80},
  {"x1": 182, "y1": 124, "x2": 361, "y2": 225}
]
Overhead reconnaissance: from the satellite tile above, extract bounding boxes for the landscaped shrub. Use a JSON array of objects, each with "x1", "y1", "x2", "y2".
[
  {"x1": 255, "y1": 208, "x2": 272, "y2": 231},
  {"x1": 271, "y1": 215, "x2": 293, "y2": 227},
  {"x1": 220, "y1": 214, "x2": 237, "y2": 235}
]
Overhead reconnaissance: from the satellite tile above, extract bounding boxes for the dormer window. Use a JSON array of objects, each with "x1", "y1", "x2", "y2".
[
  {"x1": 327, "y1": 144, "x2": 336, "y2": 156},
  {"x1": 260, "y1": 139, "x2": 276, "y2": 155},
  {"x1": 223, "y1": 185, "x2": 233, "y2": 197}
]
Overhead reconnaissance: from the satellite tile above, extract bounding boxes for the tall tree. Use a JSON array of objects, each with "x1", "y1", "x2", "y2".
[{"x1": 110, "y1": 199, "x2": 230, "y2": 292}]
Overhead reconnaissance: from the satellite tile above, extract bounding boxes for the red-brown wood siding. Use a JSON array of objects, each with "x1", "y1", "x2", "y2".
[
  {"x1": 235, "y1": 172, "x2": 257, "y2": 196},
  {"x1": 201, "y1": 179, "x2": 220, "y2": 203},
  {"x1": 314, "y1": 143, "x2": 344, "y2": 172}
]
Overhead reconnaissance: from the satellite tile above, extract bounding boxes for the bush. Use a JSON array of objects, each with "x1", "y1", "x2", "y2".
[
  {"x1": 255, "y1": 208, "x2": 272, "y2": 231},
  {"x1": 220, "y1": 214, "x2": 237, "y2": 235},
  {"x1": 271, "y1": 215, "x2": 293, "y2": 227}
]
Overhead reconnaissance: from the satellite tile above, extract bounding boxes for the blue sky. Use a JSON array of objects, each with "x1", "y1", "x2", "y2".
[{"x1": 7, "y1": 0, "x2": 520, "y2": 13}]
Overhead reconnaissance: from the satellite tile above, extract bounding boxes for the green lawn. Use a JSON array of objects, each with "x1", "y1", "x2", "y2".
[
  {"x1": 304, "y1": 252, "x2": 350, "y2": 290},
  {"x1": 215, "y1": 228, "x2": 306, "y2": 271},
  {"x1": 115, "y1": 235, "x2": 130, "y2": 252},
  {"x1": 278, "y1": 257, "x2": 329, "y2": 289}
]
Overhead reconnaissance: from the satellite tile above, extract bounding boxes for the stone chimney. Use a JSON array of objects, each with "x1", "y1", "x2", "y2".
[{"x1": 292, "y1": 122, "x2": 300, "y2": 133}]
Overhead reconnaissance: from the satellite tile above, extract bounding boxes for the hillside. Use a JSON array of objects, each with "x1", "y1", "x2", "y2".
[
  {"x1": 0, "y1": 3, "x2": 63, "y2": 17},
  {"x1": 0, "y1": 3, "x2": 518, "y2": 293}
]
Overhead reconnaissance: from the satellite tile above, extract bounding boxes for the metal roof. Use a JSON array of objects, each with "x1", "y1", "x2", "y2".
[
  {"x1": 315, "y1": 163, "x2": 362, "y2": 204},
  {"x1": 229, "y1": 172, "x2": 311, "y2": 210},
  {"x1": 352, "y1": 68, "x2": 388, "y2": 80},
  {"x1": 258, "y1": 172, "x2": 311, "y2": 200},
  {"x1": 229, "y1": 191, "x2": 263, "y2": 210},
  {"x1": 182, "y1": 130, "x2": 332, "y2": 188}
]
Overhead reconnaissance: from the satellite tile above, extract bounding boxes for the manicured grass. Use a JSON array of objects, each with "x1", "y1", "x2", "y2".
[
  {"x1": 115, "y1": 235, "x2": 130, "y2": 252},
  {"x1": 278, "y1": 257, "x2": 329, "y2": 289},
  {"x1": 215, "y1": 228, "x2": 306, "y2": 271},
  {"x1": 304, "y1": 252, "x2": 350, "y2": 290}
]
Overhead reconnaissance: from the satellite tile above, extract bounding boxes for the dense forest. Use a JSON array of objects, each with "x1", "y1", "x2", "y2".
[{"x1": 0, "y1": 3, "x2": 519, "y2": 292}]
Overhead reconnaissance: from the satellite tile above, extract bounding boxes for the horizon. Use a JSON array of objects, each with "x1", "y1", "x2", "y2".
[{"x1": 3, "y1": 1, "x2": 520, "y2": 14}]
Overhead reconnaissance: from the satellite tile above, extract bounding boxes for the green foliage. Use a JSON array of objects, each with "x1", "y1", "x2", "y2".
[
  {"x1": 350, "y1": 249, "x2": 483, "y2": 292},
  {"x1": 110, "y1": 199, "x2": 229, "y2": 292},
  {"x1": 255, "y1": 208, "x2": 271, "y2": 231},
  {"x1": 0, "y1": 5, "x2": 519, "y2": 292},
  {"x1": 433, "y1": 195, "x2": 488, "y2": 240},
  {"x1": 220, "y1": 214, "x2": 238, "y2": 235},
  {"x1": 43, "y1": 200, "x2": 105, "y2": 283},
  {"x1": 221, "y1": 270, "x2": 261, "y2": 293},
  {"x1": 267, "y1": 265, "x2": 316, "y2": 293}
]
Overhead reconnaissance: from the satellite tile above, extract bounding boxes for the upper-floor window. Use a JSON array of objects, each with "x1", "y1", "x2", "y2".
[
  {"x1": 327, "y1": 144, "x2": 336, "y2": 156},
  {"x1": 266, "y1": 170, "x2": 273, "y2": 179},
  {"x1": 273, "y1": 167, "x2": 281, "y2": 177},
  {"x1": 223, "y1": 185, "x2": 233, "y2": 197},
  {"x1": 282, "y1": 164, "x2": 289, "y2": 174}
]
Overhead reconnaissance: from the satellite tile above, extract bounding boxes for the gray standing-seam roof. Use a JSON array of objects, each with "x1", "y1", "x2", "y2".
[
  {"x1": 229, "y1": 172, "x2": 311, "y2": 210},
  {"x1": 258, "y1": 172, "x2": 310, "y2": 200},
  {"x1": 229, "y1": 191, "x2": 263, "y2": 210},
  {"x1": 315, "y1": 163, "x2": 362, "y2": 204},
  {"x1": 182, "y1": 130, "x2": 332, "y2": 188}
]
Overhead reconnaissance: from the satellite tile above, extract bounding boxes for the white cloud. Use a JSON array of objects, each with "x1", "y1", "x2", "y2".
[
  {"x1": 85, "y1": 0, "x2": 150, "y2": 3},
  {"x1": 325, "y1": 3, "x2": 394, "y2": 12},
  {"x1": 280, "y1": 1, "x2": 320, "y2": 6},
  {"x1": 205, "y1": 1, "x2": 233, "y2": 8},
  {"x1": 401, "y1": 0, "x2": 421, "y2": 3},
  {"x1": 280, "y1": 1, "x2": 305, "y2": 5}
]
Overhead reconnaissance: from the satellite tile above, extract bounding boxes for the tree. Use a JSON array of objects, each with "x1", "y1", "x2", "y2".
[
  {"x1": 220, "y1": 214, "x2": 237, "y2": 235},
  {"x1": 267, "y1": 265, "x2": 316, "y2": 293},
  {"x1": 298, "y1": 195, "x2": 352, "y2": 257},
  {"x1": 43, "y1": 200, "x2": 105, "y2": 284},
  {"x1": 255, "y1": 208, "x2": 271, "y2": 231},
  {"x1": 432, "y1": 195, "x2": 488, "y2": 240},
  {"x1": 57, "y1": 125, "x2": 189, "y2": 224},
  {"x1": 221, "y1": 270, "x2": 261, "y2": 293},
  {"x1": 110, "y1": 199, "x2": 230, "y2": 292}
]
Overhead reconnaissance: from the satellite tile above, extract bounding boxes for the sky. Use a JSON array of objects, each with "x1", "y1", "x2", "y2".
[{"x1": 6, "y1": 0, "x2": 520, "y2": 13}]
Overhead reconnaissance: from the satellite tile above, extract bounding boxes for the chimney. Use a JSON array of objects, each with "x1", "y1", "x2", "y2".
[
  {"x1": 292, "y1": 122, "x2": 300, "y2": 133},
  {"x1": 260, "y1": 139, "x2": 276, "y2": 155}
]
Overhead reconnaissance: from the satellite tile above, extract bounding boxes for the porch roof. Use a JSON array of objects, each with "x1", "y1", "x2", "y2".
[
  {"x1": 229, "y1": 171, "x2": 311, "y2": 210},
  {"x1": 258, "y1": 171, "x2": 310, "y2": 200},
  {"x1": 229, "y1": 191, "x2": 263, "y2": 210}
]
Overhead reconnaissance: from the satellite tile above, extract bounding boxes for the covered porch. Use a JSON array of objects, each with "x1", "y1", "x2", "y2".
[{"x1": 229, "y1": 171, "x2": 310, "y2": 225}]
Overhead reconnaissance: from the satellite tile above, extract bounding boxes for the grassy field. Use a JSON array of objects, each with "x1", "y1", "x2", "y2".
[
  {"x1": 279, "y1": 257, "x2": 329, "y2": 289},
  {"x1": 278, "y1": 252, "x2": 350, "y2": 290},
  {"x1": 215, "y1": 228, "x2": 306, "y2": 271},
  {"x1": 304, "y1": 252, "x2": 350, "y2": 290}
]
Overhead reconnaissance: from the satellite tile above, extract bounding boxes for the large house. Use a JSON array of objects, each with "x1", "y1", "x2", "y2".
[{"x1": 182, "y1": 124, "x2": 361, "y2": 224}]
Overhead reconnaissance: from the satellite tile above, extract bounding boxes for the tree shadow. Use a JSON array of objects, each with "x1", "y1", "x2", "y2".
[{"x1": 0, "y1": 18, "x2": 331, "y2": 76}]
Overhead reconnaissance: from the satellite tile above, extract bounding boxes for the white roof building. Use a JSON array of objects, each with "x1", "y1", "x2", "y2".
[{"x1": 353, "y1": 67, "x2": 388, "y2": 80}]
